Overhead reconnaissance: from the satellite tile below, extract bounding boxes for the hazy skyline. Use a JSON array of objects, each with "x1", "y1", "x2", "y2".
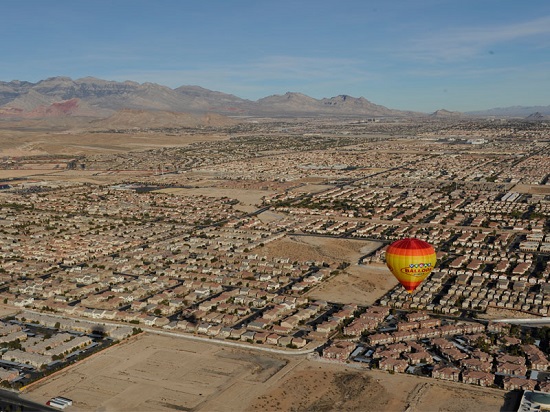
[{"x1": 2, "y1": 0, "x2": 550, "y2": 112}]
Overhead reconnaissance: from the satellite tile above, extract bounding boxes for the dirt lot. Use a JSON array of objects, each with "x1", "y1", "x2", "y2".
[
  {"x1": 0, "y1": 305, "x2": 19, "y2": 318},
  {"x1": 309, "y1": 263, "x2": 398, "y2": 306},
  {"x1": 480, "y1": 307, "x2": 542, "y2": 320},
  {"x1": 248, "y1": 363, "x2": 513, "y2": 412},
  {"x1": 261, "y1": 235, "x2": 382, "y2": 264},
  {"x1": 512, "y1": 184, "x2": 550, "y2": 195},
  {"x1": 288, "y1": 184, "x2": 334, "y2": 194},
  {"x1": 0, "y1": 170, "x2": 64, "y2": 179},
  {"x1": 157, "y1": 186, "x2": 273, "y2": 211},
  {"x1": 0, "y1": 128, "x2": 229, "y2": 157},
  {"x1": 262, "y1": 235, "x2": 394, "y2": 305},
  {"x1": 22, "y1": 333, "x2": 513, "y2": 411},
  {"x1": 23, "y1": 333, "x2": 289, "y2": 412}
]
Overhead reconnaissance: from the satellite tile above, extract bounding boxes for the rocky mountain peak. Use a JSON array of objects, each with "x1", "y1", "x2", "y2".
[{"x1": 0, "y1": 76, "x2": 420, "y2": 119}]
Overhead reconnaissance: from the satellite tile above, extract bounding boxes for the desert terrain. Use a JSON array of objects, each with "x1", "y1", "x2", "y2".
[
  {"x1": 156, "y1": 186, "x2": 273, "y2": 213},
  {"x1": 23, "y1": 333, "x2": 294, "y2": 412},
  {"x1": 247, "y1": 363, "x2": 513, "y2": 412},
  {"x1": 21, "y1": 333, "x2": 512, "y2": 412},
  {"x1": 262, "y1": 235, "x2": 393, "y2": 305},
  {"x1": 0, "y1": 116, "x2": 542, "y2": 411},
  {"x1": 0, "y1": 305, "x2": 20, "y2": 319},
  {"x1": 0, "y1": 127, "x2": 229, "y2": 158}
]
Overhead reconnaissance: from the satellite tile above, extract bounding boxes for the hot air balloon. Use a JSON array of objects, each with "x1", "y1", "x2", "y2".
[{"x1": 385, "y1": 238, "x2": 437, "y2": 293}]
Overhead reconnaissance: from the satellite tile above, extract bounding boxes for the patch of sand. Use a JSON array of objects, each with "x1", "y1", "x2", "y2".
[
  {"x1": 288, "y1": 184, "x2": 335, "y2": 194},
  {"x1": 480, "y1": 307, "x2": 542, "y2": 320},
  {"x1": 156, "y1": 187, "x2": 272, "y2": 207},
  {"x1": 308, "y1": 264, "x2": 398, "y2": 306},
  {"x1": 512, "y1": 184, "x2": 550, "y2": 195},
  {"x1": 0, "y1": 129, "x2": 229, "y2": 158},
  {"x1": 0, "y1": 305, "x2": 19, "y2": 318},
  {"x1": 23, "y1": 333, "x2": 289, "y2": 412},
  {"x1": 248, "y1": 367, "x2": 393, "y2": 412},
  {"x1": 0, "y1": 170, "x2": 62, "y2": 179},
  {"x1": 410, "y1": 382, "x2": 509, "y2": 412},
  {"x1": 261, "y1": 235, "x2": 382, "y2": 264},
  {"x1": 246, "y1": 363, "x2": 511, "y2": 412},
  {"x1": 261, "y1": 236, "x2": 392, "y2": 305},
  {"x1": 23, "y1": 332, "x2": 512, "y2": 412},
  {"x1": 257, "y1": 210, "x2": 285, "y2": 223}
]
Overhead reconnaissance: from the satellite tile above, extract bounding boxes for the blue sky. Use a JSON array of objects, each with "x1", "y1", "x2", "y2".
[{"x1": 1, "y1": 0, "x2": 549, "y2": 112}]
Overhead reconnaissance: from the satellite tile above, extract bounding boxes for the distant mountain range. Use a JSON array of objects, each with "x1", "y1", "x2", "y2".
[
  {"x1": 466, "y1": 106, "x2": 550, "y2": 118},
  {"x1": 0, "y1": 76, "x2": 417, "y2": 120},
  {"x1": 0, "y1": 76, "x2": 547, "y2": 121}
]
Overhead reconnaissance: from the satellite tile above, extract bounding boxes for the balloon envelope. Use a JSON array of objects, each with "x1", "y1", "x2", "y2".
[{"x1": 385, "y1": 238, "x2": 436, "y2": 293}]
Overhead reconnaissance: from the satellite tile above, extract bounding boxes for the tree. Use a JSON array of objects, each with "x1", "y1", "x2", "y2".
[{"x1": 509, "y1": 324, "x2": 521, "y2": 337}]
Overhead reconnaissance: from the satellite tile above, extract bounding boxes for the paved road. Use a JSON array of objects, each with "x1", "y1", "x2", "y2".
[
  {"x1": 0, "y1": 388, "x2": 57, "y2": 411},
  {"x1": 22, "y1": 309, "x2": 321, "y2": 356},
  {"x1": 493, "y1": 317, "x2": 550, "y2": 326}
]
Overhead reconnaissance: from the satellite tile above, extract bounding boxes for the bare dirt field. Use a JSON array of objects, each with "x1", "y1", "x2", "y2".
[
  {"x1": 0, "y1": 304, "x2": 19, "y2": 318},
  {"x1": 261, "y1": 235, "x2": 382, "y2": 264},
  {"x1": 0, "y1": 129, "x2": 229, "y2": 157},
  {"x1": 257, "y1": 210, "x2": 286, "y2": 223},
  {"x1": 512, "y1": 184, "x2": 550, "y2": 195},
  {"x1": 156, "y1": 187, "x2": 273, "y2": 211},
  {"x1": 0, "y1": 170, "x2": 64, "y2": 179},
  {"x1": 288, "y1": 184, "x2": 335, "y2": 194},
  {"x1": 261, "y1": 235, "x2": 393, "y2": 305},
  {"x1": 22, "y1": 333, "x2": 513, "y2": 412},
  {"x1": 480, "y1": 307, "x2": 542, "y2": 320},
  {"x1": 23, "y1": 333, "x2": 290, "y2": 412},
  {"x1": 309, "y1": 263, "x2": 398, "y2": 306},
  {"x1": 0, "y1": 169, "x2": 156, "y2": 186},
  {"x1": 248, "y1": 363, "x2": 513, "y2": 412}
]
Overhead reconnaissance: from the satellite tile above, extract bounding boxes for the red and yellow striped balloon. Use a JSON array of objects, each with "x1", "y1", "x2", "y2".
[{"x1": 385, "y1": 238, "x2": 437, "y2": 293}]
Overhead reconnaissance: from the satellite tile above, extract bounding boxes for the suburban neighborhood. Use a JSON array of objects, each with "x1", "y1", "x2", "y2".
[{"x1": 0, "y1": 118, "x2": 547, "y2": 408}]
